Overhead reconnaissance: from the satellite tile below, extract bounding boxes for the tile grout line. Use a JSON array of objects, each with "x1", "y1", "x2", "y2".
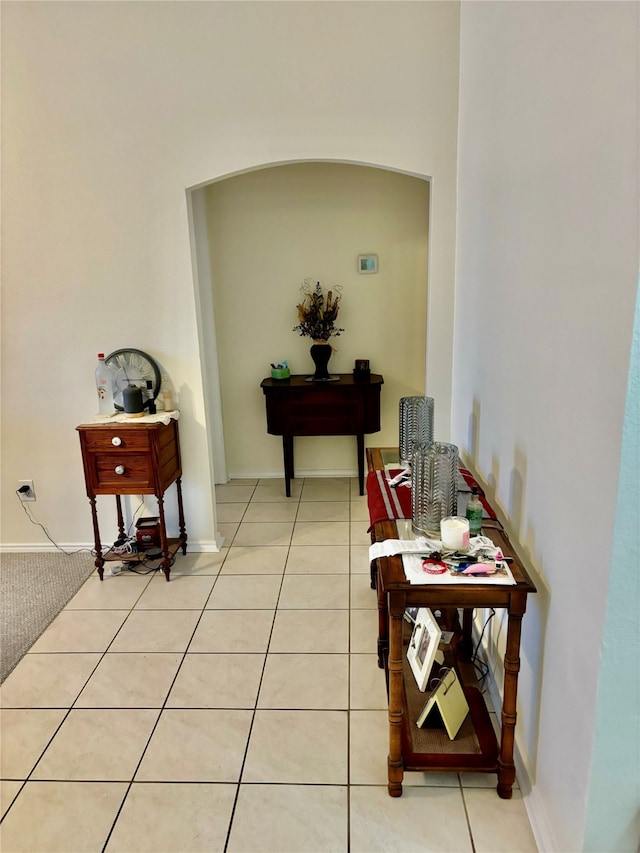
[
  {"x1": 7, "y1": 572, "x2": 160, "y2": 809},
  {"x1": 92, "y1": 481, "x2": 255, "y2": 852},
  {"x1": 221, "y1": 476, "x2": 300, "y2": 853},
  {"x1": 459, "y1": 780, "x2": 478, "y2": 852},
  {"x1": 99, "y1": 529, "x2": 239, "y2": 853}
]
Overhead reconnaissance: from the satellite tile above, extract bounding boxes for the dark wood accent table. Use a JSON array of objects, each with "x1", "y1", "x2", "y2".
[
  {"x1": 77, "y1": 419, "x2": 187, "y2": 581},
  {"x1": 366, "y1": 447, "x2": 536, "y2": 799},
  {"x1": 260, "y1": 374, "x2": 383, "y2": 496}
]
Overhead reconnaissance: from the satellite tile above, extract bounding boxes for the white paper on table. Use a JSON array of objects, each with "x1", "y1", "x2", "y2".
[
  {"x1": 369, "y1": 534, "x2": 503, "y2": 563},
  {"x1": 368, "y1": 538, "x2": 442, "y2": 562},
  {"x1": 402, "y1": 554, "x2": 516, "y2": 585}
]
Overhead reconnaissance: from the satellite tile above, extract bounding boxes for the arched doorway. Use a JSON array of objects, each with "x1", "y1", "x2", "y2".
[{"x1": 188, "y1": 160, "x2": 431, "y2": 488}]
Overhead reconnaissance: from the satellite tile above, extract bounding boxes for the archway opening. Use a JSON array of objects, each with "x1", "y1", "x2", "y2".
[{"x1": 188, "y1": 159, "x2": 431, "y2": 489}]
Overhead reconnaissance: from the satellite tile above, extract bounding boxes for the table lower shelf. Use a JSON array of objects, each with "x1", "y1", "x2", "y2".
[
  {"x1": 96, "y1": 536, "x2": 186, "y2": 582},
  {"x1": 383, "y1": 635, "x2": 499, "y2": 774},
  {"x1": 402, "y1": 659, "x2": 498, "y2": 771},
  {"x1": 101, "y1": 537, "x2": 185, "y2": 563}
]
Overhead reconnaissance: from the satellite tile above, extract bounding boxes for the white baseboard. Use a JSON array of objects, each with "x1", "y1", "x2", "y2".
[
  {"x1": 226, "y1": 468, "x2": 359, "y2": 481},
  {"x1": 476, "y1": 628, "x2": 556, "y2": 853},
  {"x1": 0, "y1": 543, "x2": 97, "y2": 554},
  {"x1": 0, "y1": 540, "x2": 223, "y2": 554}
]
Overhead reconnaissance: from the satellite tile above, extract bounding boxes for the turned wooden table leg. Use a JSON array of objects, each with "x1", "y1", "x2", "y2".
[
  {"x1": 376, "y1": 562, "x2": 387, "y2": 668},
  {"x1": 357, "y1": 433, "x2": 365, "y2": 495},
  {"x1": 282, "y1": 435, "x2": 294, "y2": 498},
  {"x1": 369, "y1": 526, "x2": 377, "y2": 590},
  {"x1": 156, "y1": 494, "x2": 171, "y2": 582},
  {"x1": 497, "y1": 593, "x2": 527, "y2": 798},
  {"x1": 175, "y1": 476, "x2": 188, "y2": 555},
  {"x1": 89, "y1": 496, "x2": 104, "y2": 580},
  {"x1": 115, "y1": 494, "x2": 125, "y2": 541},
  {"x1": 387, "y1": 590, "x2": 405, "y2": 796}
]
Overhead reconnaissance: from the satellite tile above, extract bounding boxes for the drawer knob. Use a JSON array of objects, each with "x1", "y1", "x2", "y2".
[
  {"x1": 114, "y1": 465, "x2": 125, "y2": 475},
  {"x1": 111, "y1": 436, "x2": 122, "y2": 446}
]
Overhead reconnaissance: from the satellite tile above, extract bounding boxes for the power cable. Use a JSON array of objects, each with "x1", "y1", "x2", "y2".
[{"x1": 15, "y1": 491, "x2": 95, "y2": 557}]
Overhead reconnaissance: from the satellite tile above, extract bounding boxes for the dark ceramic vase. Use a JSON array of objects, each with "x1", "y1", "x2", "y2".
[{"x1": 310, "y1": 342, "x2": 332, "y2": 381}]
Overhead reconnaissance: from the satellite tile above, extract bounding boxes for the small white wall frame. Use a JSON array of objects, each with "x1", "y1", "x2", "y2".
[{"x1": 358, "y1": 254, "x2": 378, "y2": 274}]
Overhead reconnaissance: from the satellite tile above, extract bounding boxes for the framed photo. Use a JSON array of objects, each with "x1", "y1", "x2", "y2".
[
  {"x1": 358, "y1": 254, "x2": 378, "y2": 274},
  {"x1": 353, "y1": 358, "x2": 371, "y2": 382},
  {"x1": 403, "y1": 607, "x2": 420, "y2": 624},
  {"x1": 407, "y1": 608, "x2": 442, "y2": 691}
]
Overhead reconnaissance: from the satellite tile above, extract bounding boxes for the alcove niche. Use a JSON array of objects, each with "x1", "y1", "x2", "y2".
[{"x1": 187, "y1": 160, "x2": 431, "y2": 496}]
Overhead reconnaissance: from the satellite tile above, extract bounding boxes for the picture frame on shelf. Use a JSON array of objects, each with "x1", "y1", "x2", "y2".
[
  {"x1": 416, "y1": 667, "x2": 469, "y2": 738},
  {"x1": 353, "y1": 358, "x2": 371, "y2": 382},
  {"x1": 407, "y1": 607, "x2": 442, "y2": 691},
  {"x1": 403, "y1": 607, "x2": 420, "y2": 624}
]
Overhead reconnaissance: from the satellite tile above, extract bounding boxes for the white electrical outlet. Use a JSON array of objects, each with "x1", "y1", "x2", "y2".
[{"x1": 18, "y1": 480, "x2": 36, "y2": 501}]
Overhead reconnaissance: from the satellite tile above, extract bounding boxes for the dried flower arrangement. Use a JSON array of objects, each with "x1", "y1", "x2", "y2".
[{"x1": 293, "y1": 278, "x2": 344, "y2": 342}]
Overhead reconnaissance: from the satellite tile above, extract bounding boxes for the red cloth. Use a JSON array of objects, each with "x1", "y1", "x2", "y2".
[
  {"x1": 366, "y1": 470, "x2": 412, "y2": 530},
  {"x1": 366, "y1": 467, "x2": 497, "y2": 530}
]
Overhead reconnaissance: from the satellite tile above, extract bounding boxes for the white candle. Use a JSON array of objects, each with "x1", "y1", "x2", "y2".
[{"x1": 440, "y1": 516, "x2": 470, "y2": 550}]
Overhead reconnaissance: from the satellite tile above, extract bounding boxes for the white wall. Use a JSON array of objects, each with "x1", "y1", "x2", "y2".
[
  {"x1": 0, "y1": 1, "x2": 460, "y2": 548},
  {"x1": 454, "y1": 2, "x2": 639, "y2": 850},
  {"x1": 205, "y1": 162, "x2": 430, "y2": 480}
]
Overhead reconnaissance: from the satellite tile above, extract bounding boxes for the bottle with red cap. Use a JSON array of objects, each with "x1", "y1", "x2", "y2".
[{"x1": 95, "y1": 353, "x2": 115, "y2": 416}]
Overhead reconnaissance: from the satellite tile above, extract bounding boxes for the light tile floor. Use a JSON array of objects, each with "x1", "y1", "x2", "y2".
[{"x1": 0, "y1": 476, "x2": 538, "y2": 852}]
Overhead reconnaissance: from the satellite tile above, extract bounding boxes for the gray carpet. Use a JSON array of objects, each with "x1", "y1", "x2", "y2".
[{"x1": 0, "y1": 551, "x2": 96, "y2": 683}]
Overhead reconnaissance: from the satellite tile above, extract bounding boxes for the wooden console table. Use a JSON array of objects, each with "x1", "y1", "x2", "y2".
[
  {"x1": 77, "y1": 419, "x2": 187, "y2": 581},
  {"x1": 366, "y1": 447, "x2": 536, "y2": 799},
  {"x1": 260, "y1": 374, "x2": 383, "y2": 496}
]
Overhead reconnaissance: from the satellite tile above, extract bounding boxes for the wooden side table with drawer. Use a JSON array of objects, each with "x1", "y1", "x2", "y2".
[{"x1": 77, "y1": 418, "x2": 187, "y2": 581}]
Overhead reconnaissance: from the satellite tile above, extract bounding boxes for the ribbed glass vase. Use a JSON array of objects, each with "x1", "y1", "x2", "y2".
[
  {"x1": 399, "y1": 396, "x2": 434, "y2": 466},
  {"x1": 411, "y1": 441, "x2": 459, "y2": 536}
]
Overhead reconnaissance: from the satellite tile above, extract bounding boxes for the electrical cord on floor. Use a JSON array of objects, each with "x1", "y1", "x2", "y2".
[
  {"x1": 124, "y1": 553, "x2": 176, "y2": 575},
  {"x1": 15, "y1": 490, "x2": 159, "y2": 569},
  {"x1": 15, "y1": 490, "x2": 95, "y2": 557}
]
